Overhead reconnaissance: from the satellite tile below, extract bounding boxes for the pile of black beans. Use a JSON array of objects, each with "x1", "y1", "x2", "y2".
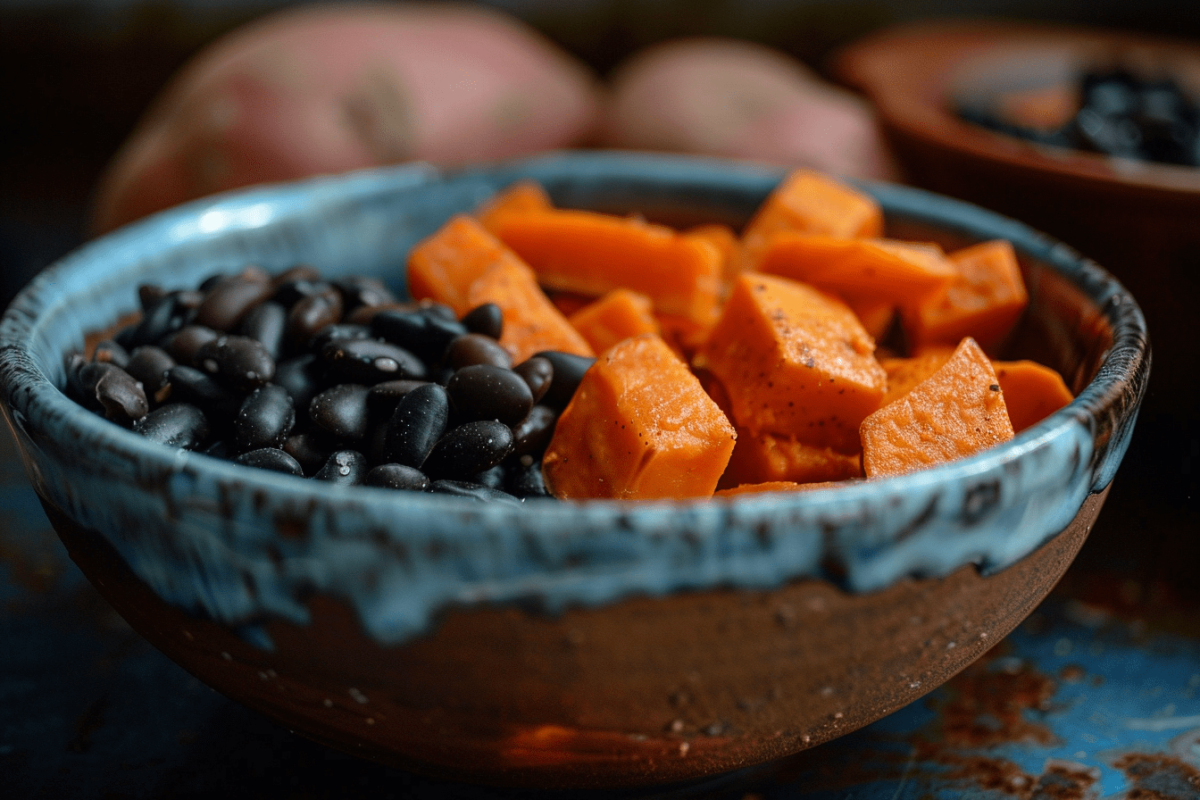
[
  {"x1": 66, "y1": 265, "x2": 595, "y2": 504},
  {"x1": 961, "y1": 66, "x2": 1200, "y2": 167}
]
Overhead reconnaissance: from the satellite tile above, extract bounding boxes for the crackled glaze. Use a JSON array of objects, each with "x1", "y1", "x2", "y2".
[{"x1": 0, "y1": 153, "x2": 1148, "y2": 647}]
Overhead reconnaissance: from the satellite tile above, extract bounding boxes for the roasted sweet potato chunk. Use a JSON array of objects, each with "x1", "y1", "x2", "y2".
[
  {"x1": 568, "y1": 289, "x2": 660, "y2": 354},
  {"x1": 993, "y1": 360, "x2": 1074, "y2": 433},
  {"x1": 719, "y1": 431, "x2": 863, "y2": 489},
  {"x1": 542, "y1": 334, "x2": 736, "y2": 499}
]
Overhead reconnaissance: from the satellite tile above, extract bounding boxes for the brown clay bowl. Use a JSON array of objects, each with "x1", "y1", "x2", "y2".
[{"x1": 0, "y1": 153, "x2": 1148, "y2": 788}]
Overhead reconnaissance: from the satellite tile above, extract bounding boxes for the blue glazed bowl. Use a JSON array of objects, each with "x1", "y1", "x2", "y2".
[{"x1": 0, "y1": 153, "x2": 1147, "y2": 788}]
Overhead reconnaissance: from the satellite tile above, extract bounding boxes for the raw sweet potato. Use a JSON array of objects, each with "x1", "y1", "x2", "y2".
[
  {"x1": 407, "y1": 215, "x2": 593, "y2": 361},
  {"x1": 736, "y1": 169, "x2": 884, "y2": 274},
  {"x1": 699, "y1": 273, "x2": 886, "y2": 452},
  {"x1": 860, "y1": 337, "x2": 1014, "y2": 478},
  {"x1": 491, "y1": 209, "x2": 723, "y2": 324},
  {"x1": 542, "y1": 334, "x2": 737, "y2": 499},
  {"x1": 905, "y1": 239, "x2": 1028, "y2": 355},
  {"x1": 567, "y1": 289, "x2": 661, "y2": 355},
  {"x1": 993, "y1": 360, "x2": 1074, "y2": 433},
  {"x1": 719, "y1": 431, "x2": 863, "y2": 489},
  {"x1": 758, "y1": 235, "x2": 956, "y2": 307}
]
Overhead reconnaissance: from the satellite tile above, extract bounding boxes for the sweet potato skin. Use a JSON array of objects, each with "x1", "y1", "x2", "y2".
[{"x1": 542, "y1": 334, "x2": 736, "y2": 500}]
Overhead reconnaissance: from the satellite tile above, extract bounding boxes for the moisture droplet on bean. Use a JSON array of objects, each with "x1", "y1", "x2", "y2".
[
  {"x1": 321, "y1": 337, "x2": 427, "y2": 384},
  {"x1": 422, "y1": 420, "x2": 514, "y2": 479},
  {"x1": 513, "y1": 357, "x2": 554, "y2": 405},
  {"x1": 429, "y1": 479, "x2": 522, "y2": 506},
  {"x1": 309, "y1": 383, "x2": 371, "y2": 441},
  {"x1": 443, "y1": 333, "x2": 512, "y2": 370},
  {"x1": 234, "y1": 447, "x2": 304, "y2": 476},
  {"x1": 364, "y1": 464, "x2": 430, "y2": 491},
  {"x1": 534, "y1": 350, "x2": 595, "y2": 409},
  {"x1": 234, "y1": 384, "x2": 295, "y2": 453},
  {"x1": 460, "y1": 303, "x2": 504, "y2": 340},
  {"x1": 446, "y1": 364, "x2": 532, "y2": 426},
  {"x1": 384, "y1": 383, "x2": 449, "y2": 468},
  {"x1": 314, "y1": 449, "x2": 368, "y2": 485},
  {"x1": 135, "y1": 403, "x2": 210, "y2": 450},
  {"x1": 197, "y1": 335, "x2": 276, "y2": 392}
]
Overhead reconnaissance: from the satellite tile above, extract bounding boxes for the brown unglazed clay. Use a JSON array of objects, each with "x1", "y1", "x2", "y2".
[{"x1": 44, "y1": 487, "x2": 1107, "y2": 789}]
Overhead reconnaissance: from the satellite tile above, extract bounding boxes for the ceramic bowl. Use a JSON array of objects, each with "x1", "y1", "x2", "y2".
[{"x1": 0, "y1": 152, "x2": 1147, "y2": 789}]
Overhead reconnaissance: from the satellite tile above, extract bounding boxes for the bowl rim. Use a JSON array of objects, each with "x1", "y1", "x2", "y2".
[
  {"x1": 0, "y1": 151, "x2": 1150, "y2": 605},
  {"x1": 834, "y1": 18, "x2": 1200, "y2": 197}
]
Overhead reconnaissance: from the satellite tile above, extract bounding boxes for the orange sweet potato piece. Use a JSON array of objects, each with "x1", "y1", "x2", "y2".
[
  {"x1": 567, "y1": 289, "x2": 661, "y2": 354},
  {"x1": 844, "y1": 294, "x2": 895, "y2": 341},
  {"x1": 477, "y1": 180, "x2": 553, "y2": 233},
  {"x1": 490, "y1": 209, "x2": 723, "y2": 324},
  {"x1": 465, "y1": 260, "x2": 594, "y2": 362},
  {"x1": 407, "y1": 216, "x2": 593, "y2": 361},
  {"x1": 542, "y1": 334, "x2": 737, "y2": 499},
  {"x1": 905, "y1": 239, "x2": 1028, "y2": 355},
  {"x1": 719, "y1": 431, "x2": 863, "y2": 489},
  {"x1": 699, "y1": 273, "x2": 886, "y2": 452},
  {"x1": 879, "y1": 350, "x2": 953, "y2": 406},
  {"x1": 715, "y1": 479, "x2": 859, "y2": 497},
  {"x1": 736, "y1": 169, "x2": 883, "y2": 273},
  {"x1": 548, "y1": 291, "x2": 592, "y2": 317},
  {"x1": 993, "y1": 360, "x2": 1073, "y2": 433},
  {"x1": 758, "y1": 235, "x2": 956, "y2": 306},
  {"x1": 685, "y1": 222, "x2": 740, "y2": 287},
  {"x1": 860, "y1": 337, "x2": 1014, "y2": 478}
]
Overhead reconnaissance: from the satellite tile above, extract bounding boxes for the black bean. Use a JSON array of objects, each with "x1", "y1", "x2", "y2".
[
  {"x1": 444, "y1": 333, "x2": 512, "y2": 370},
  {"x1": 125, "y1": 345, "x2": 175, "y2": 400},
  {"x1": 309, "y1": 383, "x2": 371, "y2": 441},
  {"x1": 461, "y1": 303, "x2": 504, "y2": 339},
  {"x1": 95, "y1": 367, "x2": 149, "y2": 426},
  {"x1": 138, "y1": 284, "x2": 167, "y2": 312},
  {"x1": 320, "y1": 337, "x2": 427, "y2": 384},
  {"x1": 93, "y1": 340, "x2": 130, "y2": 369},
  {"x1": 202, "y1": 439, "x2": 231, "y2": 460},
  {"x1": 197, "y1": 335, "x2": 276, "y2": 392},
  {"x1": 286, "y1": 287, "x2": 343, "y2": 346},
  {"x1": 308, "y1": 323, "x2": 372, "y2": 353},
  {"x1": 128, "y1": 293, "x2": 193, "y2": 348},
  {"x1": 345, "y1": 301, "x2": 418, "y2": 327},
  {"x1": 75, "y1": 361, "x2": 129, "y2": 405},
  {"x1": 272, "y1": 354, "x2": 326, "y2": 413},
  {"x1": 507, "y1": 455, "x2": 550, "y2": 498},
  {"x1": 422, "y1": 420, "x2": 514, "y2": 479},
  {"x1": 283, "y1": 432, "x2": 333, "y2": 475},
  {"x1": 238, "y1": 301, "x2": 288, "y2": 360},
  {"x1": 195, "y1": 275, "x2": 273, "y2": 331},
  {"x1": 371, "y1": 309, "x2": 466, "y2": 362},
  {"x1": 234, "y1": 384, "x2": 295, "y2": 453},
  {"x1": 164, "y1": 325, "x2": 220, "y2": 366},
  {"x1": 418, "y1": 301, "x2": 458, "y2": 322},
  {"x1": 534, "y1": 350, "x2": 595, "y2": 409},
  {"x1": 511, "y1": 404, "x2": 558, "y2": 457},
  {"x1": 429, "y1": 479, "x2": 522, "y2": 506},
  {"x1": 314, "y1": 449, "x2": 368, "y2": 485},
  {"x1": 135, "y1": 403, "x2": 210, "y2": 450},
  {"x1": 334, "y1": 276, "x2": 396, "y2": 313},
  {"x1": 470, "y1": 464, "x2": 506, "y2": 490},
  {"x1": 513, "y1": 356, "x2": 554, "y2": 404},
  {"x1": 198, "y1": 272, "x2": 229, "y2": 293},
  {"x1": 383, "y1": 383, "x2": 449, "y2": 468},
  {"x1": 363, "y1": 464, "x2": 430, "y2": 491},
  {"x1": 367, "y1": 379, "x2": 429, "y2": 416},
  {"x1": 234, "y1": 447, "x2": 304, "y2": 476},
  {"x1": 446, "y1": 364, "x2": 532, "y2": 426},
  {"x1": 272, "y1": 278, "x2": 331, "y2": 309},
  {"x1": 270, "y1": 265, "x2": 321, "y2": 289},
  {"x1": 165, "y1": 365, "x2": 241, "y2": 417}
]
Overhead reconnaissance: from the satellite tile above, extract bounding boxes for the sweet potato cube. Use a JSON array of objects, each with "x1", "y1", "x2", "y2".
[
  {"x1": 407, "y1": 214, "x2": 522, "y2": 315},
  {"x1": 685, "y1": 222, "x2": 741, "y2": 287},
  {"x1": 844, "y1": 294, "x2": 896, "y2": 341},
  {"x1": 879, "y1": 350, "x2": 954, "y2": 406},
  {"x1": 700, "y1": 273, "x2": 886, "y2": 452},
  {"x1": 719, "y1": 431, "x2": 863, "y2": 489},
  {"x1": 715, "y1": 480, "x2": 858, "y2": 497},
  {"x1": 476, "y1": 180, "x2": 553, "y2": 234},
  {"x1": 491, "y1": 209, "x2": 723, "y2": 325},
  {"x1": 758, "y1": 235, "x2": 956, "y2": 306},
  {"x1": 542, "y1": 335, "x2": 736, "y2": 500},
  {"x1": 993, "y1": 360, "x2": 1074, "y2": 433},
  {"x1": 906, "y1": 239, "x2": 1028, "y2": 354},
  {"x1": 465, "y1": 261, "x2": 594, "y2": 363},
  {"x1": 568, "y1": 289, "x2": 661, "y2": 354},
  {"x1": 737, "y1": 169, "x2": 883, "y2": 273},
  {"x1": 861, "y1": 337, "x2": 1014, "y2": 478}
]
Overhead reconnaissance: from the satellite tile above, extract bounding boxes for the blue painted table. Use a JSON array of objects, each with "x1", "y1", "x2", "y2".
[{"x1": 3, "y1": 424, "x2": 1199, "y2": 798}]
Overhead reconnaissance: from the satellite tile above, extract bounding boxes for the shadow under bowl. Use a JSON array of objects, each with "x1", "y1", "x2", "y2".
[{"x1": 0, "y1": 153, "x2": 1148, "y2": 788}]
